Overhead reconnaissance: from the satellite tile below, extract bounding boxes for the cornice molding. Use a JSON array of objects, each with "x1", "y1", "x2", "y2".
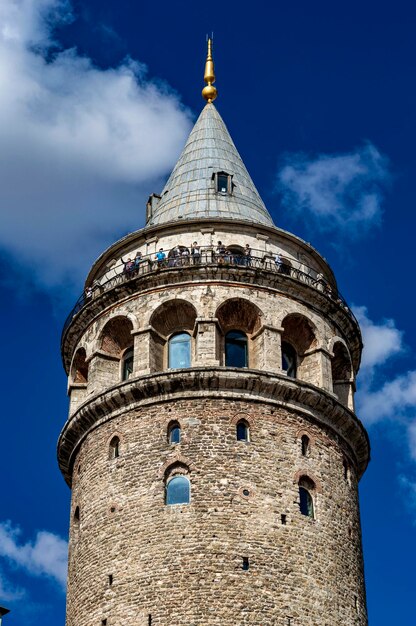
[{"x1": 58, "y1": 367, "x2": 370, "y2": 487}]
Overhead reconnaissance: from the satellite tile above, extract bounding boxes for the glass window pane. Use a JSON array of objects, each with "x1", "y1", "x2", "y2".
[
  {"x1": 168, "y1": 333, "x2": 191, "y2": 368},
  {"x1": 225, "y1": 331, "x2": 248, "y2": 367},
  {"x1": 169, "y1": 426, "x2": 181, "y2": 444},
  {"x1": 236, "y1": 421, "x2": 248, "y2": 441},
  {"x1": 122, "y1": 348, "x2": 134, "y2": 381},
  {"x1": 166, "y1": 476, "x2": 190, "y2": 505},
  {"x1": 217, "y1": 174, "x2": 228, "y2": 193},
  {"x1": 299, "y1": 486, "x2": 314, "y2": 518},
  {"x1": 282, "y1": 342, "x2": 297, "y2": 378}
]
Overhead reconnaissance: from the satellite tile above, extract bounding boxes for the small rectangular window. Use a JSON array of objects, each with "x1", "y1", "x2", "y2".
[
  {"x1": 242, "y1": 556, "x2": 249, "y2": 570},
  {"x1": 217, "y1": 173, "x2": 229, "y2": 193},
  {"x1": 108, "y1": 574, "x2": 113, "y2": 586},
  {"x1": 281, "y1": 514, "x2": 287, "y2": 525}
]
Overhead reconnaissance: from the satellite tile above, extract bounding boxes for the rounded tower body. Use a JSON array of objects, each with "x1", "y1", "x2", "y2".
[{"x1": 59, "y1": 44, "x2": 369, "y2": 626}]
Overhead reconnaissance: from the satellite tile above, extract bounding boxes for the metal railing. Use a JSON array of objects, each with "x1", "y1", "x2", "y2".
[{"x1": 62, "y1": 247, "x2": 355, "y2": 342}]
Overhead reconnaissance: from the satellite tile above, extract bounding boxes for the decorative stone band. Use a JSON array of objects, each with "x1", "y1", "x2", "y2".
[
  {"x1": 58, "y1": 368, "x2": 370, "y2": 486},
  {"x1": 61, "y1": 263, "x2": 362, "y2": 374}
]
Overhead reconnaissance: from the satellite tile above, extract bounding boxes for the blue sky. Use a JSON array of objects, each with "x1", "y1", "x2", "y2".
[{"x1": 0, "y1": 0, "x2": 415, "y2": 623}]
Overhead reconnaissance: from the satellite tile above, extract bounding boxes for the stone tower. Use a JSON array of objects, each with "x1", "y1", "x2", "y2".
[{"x1": 59, "y1": 41, "x2": 369, "y2": 626}]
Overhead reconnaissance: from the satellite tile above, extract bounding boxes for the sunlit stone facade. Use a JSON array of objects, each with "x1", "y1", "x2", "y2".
[{"x1": 59, "y1": 95, "x2": 369, "y2": 625}]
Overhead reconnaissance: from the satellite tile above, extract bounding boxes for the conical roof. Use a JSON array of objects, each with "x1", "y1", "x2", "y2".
[{"x1": 147, "y1": 103, "x2": 274, "y2": 227}]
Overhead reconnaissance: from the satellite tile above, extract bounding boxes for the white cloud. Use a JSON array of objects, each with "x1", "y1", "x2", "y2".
[
  {"x1": 0, "y1": 0, "x2": 192, "y2": 291},
  {"x1": 353, "y1": 305, "x2": 404, "y2": 374},
  {"x1": 0, "y1": 522, "x2": 67, "y2": 589},
  {"x1": 358, "y1": 370, "x2": 416, "y2": 426},
  {"x1": 277, "y1": 143, "x2": 389, "y2": 235}
]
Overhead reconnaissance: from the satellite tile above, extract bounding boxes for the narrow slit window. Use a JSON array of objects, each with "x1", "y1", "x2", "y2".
[
  {"x1": 242, "y1": 557, "x2": 249, "y2": 570},
  {"x1": 109, "y1": 436, "x2": 120, "y2": 459},
  {"x1": 121, "y1": 346, "x2": 134, "y2": 381},
  {"x1": 301, "y1": 435, "x2": 310, "y2": 457}
]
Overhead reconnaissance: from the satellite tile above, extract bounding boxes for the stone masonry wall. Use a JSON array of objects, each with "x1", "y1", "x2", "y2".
[{"x1": 66, "y1": 397, "x2": 367, "y2": 626}]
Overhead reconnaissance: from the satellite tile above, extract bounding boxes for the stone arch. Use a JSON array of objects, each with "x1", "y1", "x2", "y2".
[
  {"x1": 100, "y1": 316, "x2": 134, "y2": 357},
  {"x1": 159, "y1": 454, "x2": 195, "y2": 479},
  {"x1": 216, "y1": 298, "x2": 263, "y2": 368},
  {"x1": 84, "y1": 316, "x2": 135, "y2": 391},
  {"x1": 293, "y1": 470, "x2": 322, "y2": 493},
  {"x1": 150, "y1": 299, "x2": 197, "y2": 337},
  {"x1": 70, "y1": 347, "x2": 88, "y2": 384},
  {"x1": 168, "y1": 244, "x2": 190, "y2": 266},
  {"x1": 331, "y1": 338, "x2": 354, "y2": 409},
  {"x1": 216, "y1": 298, "x2": 262, "y2": 334},
  {"x1": 281, "y1": 313, "x2": 319, "y2": 385},
  {"x1": 149, "y1": 300, "x2": 197, "y2": 371}
]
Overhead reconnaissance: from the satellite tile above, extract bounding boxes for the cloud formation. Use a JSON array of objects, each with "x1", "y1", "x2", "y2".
[
  {"x1": 353, "y1": 307, "x2": 416, "y2": 471},
  {"x1": 0, "y1": 0, "x2": 192, "y2": 291},
  {"x1": 0, "y1": 522, "x2": 67, "y2": 589},
  {"x1": 277, "y1": 143, "x2": 390, "y2": 236},
  {"x1": 354, "y1": 305, "x2": 404, "y2": 374}
]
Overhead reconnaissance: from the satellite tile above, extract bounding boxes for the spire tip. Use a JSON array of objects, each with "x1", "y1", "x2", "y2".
[{"x1": 202, "y1": 37, "x2": 218, "y2": 103}]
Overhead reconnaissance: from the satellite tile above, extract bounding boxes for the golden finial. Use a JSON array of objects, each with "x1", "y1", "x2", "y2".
[{"x1": 202, "y1": 37, "x2": 218, "y2": 103}]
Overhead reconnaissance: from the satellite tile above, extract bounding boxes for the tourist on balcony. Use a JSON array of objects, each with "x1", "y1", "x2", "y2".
[
  {"x1": 243, "y1": 244, "x2": 252, "y2": 266},
  {"x1": 191, "y1": 242, "x2": 201, "y2": 264},
  {"x1": 134, "y1": 251, "x2": 144, "y2": 272},
  {"x1": 168, "y1": 246, "x2": 180, "y2": 267},
  {"x1": 122, "y1": 257, "x2": 134, "y2": 275},
  {"x1": 155, "y1": 248, "x2": 166, "y2": 267},
  {"x1": 180, "y1": 247, "x2": 190, "y2": 265},
  {"x1": 274, "y1": 252, "x2": 283, "y2": 271},
  {"x1": 216, "y1": 241, "x2": 226, "y2": 263}
]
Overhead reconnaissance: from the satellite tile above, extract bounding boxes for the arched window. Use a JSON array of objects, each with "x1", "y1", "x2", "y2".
[
  {"x1": 168, "y1": 332, "x2": 191, "y2": 369},
  {"x1": 74, "y1": 506, "x2": 80, "y2": 522},
  {"x1": 301, "y1": 435, "x2": 310, "y2": 457},
  {"x1": 225, "y1": 330, "x2": 248, "y2": 367},
  {"x1": 282, "y1": 341, "x2": 297, "y2": 378},
  {"x1": 168, "y1": 422, "x2": 181, "y2": 444},
  {"x1": 298, "y1": 476, "x2": 315, "y2": 519},
  {"x1": 236, "y1": 420, "x2": 249, "y2": 442},
  {"x1": 166, "y1": 476, "x2": 190, "y2": 505},
  {"x1": 121, "y1": 347, "x2": 134, "y2": 381},
  {"x1": 109, "y1": 436, "x2": 120, "y2": 459}
]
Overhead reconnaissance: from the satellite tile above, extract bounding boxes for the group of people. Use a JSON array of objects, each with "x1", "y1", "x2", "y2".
[
  {"x1": 155, "y1": 242, "x2": 202, "y2": 267},
  {"x1": 119, "y1": 242, "x2": 295, "y2": 274},
  {"x1": 85, "y1": 243, "x2": 347, "y2": 312}
]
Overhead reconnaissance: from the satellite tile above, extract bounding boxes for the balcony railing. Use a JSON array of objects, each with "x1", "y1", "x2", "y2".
[{"x1": 62, "y1": 247, "x2": 356, "y2": 343}]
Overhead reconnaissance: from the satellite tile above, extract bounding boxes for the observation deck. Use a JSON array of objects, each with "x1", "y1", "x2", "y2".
[{"x1": 61, "y1": 246, "x2": 361, "y2": 373}]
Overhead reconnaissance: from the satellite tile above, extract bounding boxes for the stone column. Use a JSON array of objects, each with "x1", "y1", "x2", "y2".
[
  {"x1": 251, "y1": 325, "x2": 283, "y2": 373},
  {"x1": 132, "y1": 326, "x2": 166, "y2": 374},
  {"x1": 194, "y1": 318, "x2": 220, "y2": 366}
]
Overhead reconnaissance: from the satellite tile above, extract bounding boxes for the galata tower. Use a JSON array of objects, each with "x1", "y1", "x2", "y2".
[{"x1": 59, "y1": 40, "x2": 369, "y2": 626}]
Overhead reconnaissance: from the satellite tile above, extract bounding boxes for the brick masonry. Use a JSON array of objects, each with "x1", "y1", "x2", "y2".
[{"x1": 60, "y1": 220, "x2": 369, "y2": 626}]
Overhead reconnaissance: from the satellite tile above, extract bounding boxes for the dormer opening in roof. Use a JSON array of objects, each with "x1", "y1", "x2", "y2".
[{"x1": 213, "y1": 171, "x2": 234, "y2": 195}]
